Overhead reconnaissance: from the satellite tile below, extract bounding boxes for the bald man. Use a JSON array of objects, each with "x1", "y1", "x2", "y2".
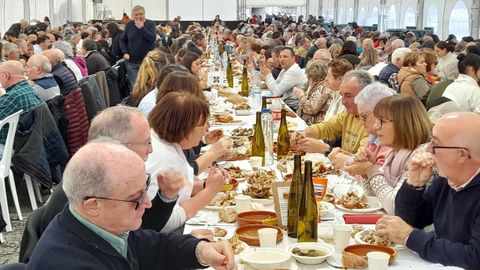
[
  {"x1": 0, "y1": 60, "x2": 42, "y2": 145},
  {"x1": 25, "y1": 55, "x2": 61, "y2": 101},
  {"x1": 375, "y1": 112, "x2": 480, "y2": 268},
  {"x1": 42, "y1": 49, "x2": 78, "y2": 95}
]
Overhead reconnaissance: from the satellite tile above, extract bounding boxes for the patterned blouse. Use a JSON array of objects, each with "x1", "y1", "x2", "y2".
[{"x1": 296, "y1": 80, "x2": 333, "y2": 125}]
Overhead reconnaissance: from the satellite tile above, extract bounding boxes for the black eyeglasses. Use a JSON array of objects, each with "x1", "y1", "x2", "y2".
[
  {"x1": 375, "y1": 118, "x2": 392, "y2": 128},
  {"x1": 83, "y1": 173, "x2": 151, "y2": 210},
  {"x1": 432, "y1": 145, "x2": 471, "y2": 159}
]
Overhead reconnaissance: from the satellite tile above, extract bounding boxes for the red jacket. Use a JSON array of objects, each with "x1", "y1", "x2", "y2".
[{"x1": 64, "y1": 88, "x2": 89, "y2": 155}]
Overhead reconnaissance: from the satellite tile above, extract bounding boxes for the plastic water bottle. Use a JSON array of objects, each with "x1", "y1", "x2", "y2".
[
  {"x1": 261, "y1": 108, "x2": 274, "y2": 167},
  {"x1": 222, "y1": 51, "x2": 228, "y2": 72},
  {"x1": 252, "y1": 85, "x2": 262, "y2": 111},
  {"x1": 270, "y1": 96, "x2": 282, "y2": 134}
]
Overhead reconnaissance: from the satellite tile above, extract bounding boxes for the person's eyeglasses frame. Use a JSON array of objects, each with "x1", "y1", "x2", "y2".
[{"x1": 82, "y1": 173, "x2": 151, "y2": 210}]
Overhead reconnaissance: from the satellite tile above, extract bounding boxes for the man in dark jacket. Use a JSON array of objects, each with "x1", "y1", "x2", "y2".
[
  {"x1": 82, "y1": 39, "x2": 111, "y2": 75},
  {"x1": 26, "y1": 139, "x2": 236, "y2": 270},
  {"x1": 377, "y1": 47, "x2": 411, "y2": 90},
  {"x1": 42, "y1": 49, "x2": 78, "y2": 96},
  {"x1": 119, "y1": 5, "x2": 156, "y2": 89},
  {"x1": 7, "y1": 19, "x2": 29, "y2": 36},
  {"x1": 375, "y1": 112, "x2": 480, "y2": 269}
]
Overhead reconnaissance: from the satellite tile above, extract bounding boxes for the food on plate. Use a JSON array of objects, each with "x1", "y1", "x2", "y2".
[
  {"x1": 235, "y1": 103, "x2": 251, "y2": 110},
  {"x1": 213, "y1": 227, "x2": 228, "y2": 237},
  {"x1": 228, "y1": 235, "x2": 245, "y2": 255},
  {"x1": 291, "y1": 247, "x2": 326, "y2": 257},
  {"x1": 360, "y1": 230, "x2": 393, "y2": 246},
  {"x1": 228, "y1": 138, "x2": 251, "y2": 160},
  {"x1": 322, "y1": 193, "x2": 336, "y2": 204},
  {"x1": 243, "y1": 170, "x2": 276, "y2": 199},
  {"x1": 224, "y1": 166, "x2": 244, "y2": 179},
  {"x1": 337, "y1": 192, "x2": 369, "y2": 209},
  {"x1": 351, "y1": 224, "x2": 364, "y2": 238},
  {"x1": 219, "y1": 207, "x2": 237, "y2": 223},
  {"x1": 215, "y1": 114, "x2": 235, "y2": 123},
  {"x1": 231, "y1": 127, "x2": 254, "y2": 137},
  {"x1": 313, "y1": 161, "x2": 341, "y2": 177},
  {"x1": 209, "y1": 190, "x2": 236, "y2": 207},
  {"x1": 342, "y1": 251, "x2": 368, "y2": 268}
]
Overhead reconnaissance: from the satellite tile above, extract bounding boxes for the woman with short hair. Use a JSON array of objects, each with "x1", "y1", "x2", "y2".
[
  {"x1": 293, "y1": 60, "x2": 332, "y2": 125},
  {"x1": 146, "y1": 92, "x2": 226, "y2": 233},
  {"x1": 345, "y1": 95, "x2": 432, "y2": 214},
  {"x1": 397, "y1": 52, "x2": 430, "y2": 99}
]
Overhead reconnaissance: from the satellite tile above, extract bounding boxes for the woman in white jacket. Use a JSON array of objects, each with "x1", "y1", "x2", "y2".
[
  {"x1": 435, "y1": 41, "x2": 459, "y2": 81},
  {"x1": 442, "y1": 53, "x2": 480, "y2": 113}
]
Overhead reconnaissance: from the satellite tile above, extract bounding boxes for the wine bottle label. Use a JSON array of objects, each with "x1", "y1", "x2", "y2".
[{"x1": 313, "y1": 177, "x2": 328, "y2": 201}]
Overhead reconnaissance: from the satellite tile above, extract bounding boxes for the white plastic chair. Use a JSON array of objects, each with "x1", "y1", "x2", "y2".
[{"x1": 0, "y1": 110, "x2": 23, "y2": 232}]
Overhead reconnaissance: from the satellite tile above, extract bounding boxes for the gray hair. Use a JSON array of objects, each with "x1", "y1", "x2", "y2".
[
  {"x1": 391, "y1": 47, "x2": 412, "y2": 64},
  {"x1": 3, "y1": 42, "x2": 18, "y2": 56},
  {"x1": 391, "y1": 39, "x2": 405, "y2": 50},
  {"x1": 132, "y1": 5, "x2": 145, "y2": 15},
  {"x1": 88, "y1": 105, "x2": 144, "y2": 143},
  {"x1": 342, "y1": 70, "x2": 372, "y2": 90},
  {"x1": 30, "y1": 55, "x2": 52, "y2": 73},
  {"x1": 63, "y1": 139, "x2": 124, "y2": 207},
  {"x1": 53, "y1": 41, "x2": 74, "y2": 58},
  {"x1": 354, "y1": 82, "x2": 397, "y2": 111}
]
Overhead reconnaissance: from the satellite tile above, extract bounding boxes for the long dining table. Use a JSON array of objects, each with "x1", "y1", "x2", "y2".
[{"x1": 183, "y1": 63, "x2": 460, "y2": 269}]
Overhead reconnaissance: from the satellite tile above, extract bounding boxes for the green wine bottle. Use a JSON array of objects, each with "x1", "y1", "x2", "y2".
[
  {"x1": 261, "y1": 96, "x2": 267, "y2": 111},
  {"x1": 297, "y1": 160, "x2": 318, "y2": 242},
  {"x1": 240, "y1": 61, "x2": 249, "y2": 97},
  {"x1": 277, "y1": 109, "x2": 290, "y2": 160},
  {"x1": 287, "y1": 154, "x2": 303, "y2": 238},
  {"x1": 251, "y1": 111, "x2": 265, "y2": 166},
  {"x1": 226, "y1": 55, "x2": 233, "y2": 88}
]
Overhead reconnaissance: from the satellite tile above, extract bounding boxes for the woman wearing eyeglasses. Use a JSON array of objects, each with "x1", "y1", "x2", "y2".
[
  {"x1": 344, "y1": 95, "x2": 432, "y2": 215},
  {"x1": 329, "y1": 82, "x2": 395, "y2": 170}
]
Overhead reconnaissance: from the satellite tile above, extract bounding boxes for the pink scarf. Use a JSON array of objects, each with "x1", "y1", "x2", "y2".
[{"x1": 382, "y1": 149, "x2": 413, "y2": 187}]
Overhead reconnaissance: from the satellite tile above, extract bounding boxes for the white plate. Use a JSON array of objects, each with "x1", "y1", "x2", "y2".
[
  {"x1": 251, "y1": 198, "x2": 274, "y2": 205},
  {"x1": 238, "y1": 258, "x2": 298, "y2": 270},
  {"x1": 235, "y1": 109, "x2": 252, "y2": 116},
  {"x1": 335, "y1": 196, "x2": 383, "y2": 213},
  {"x1": 354, "y1": 229, "x2": 407, "y2": 250},
  {"x1": 212, "y1": 120, "x2": 244, "y2": 126}
]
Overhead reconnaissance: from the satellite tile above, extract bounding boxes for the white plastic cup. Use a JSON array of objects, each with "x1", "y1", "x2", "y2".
[
  {"x1": 235, "y1": 195, "x2": 251, "y2": 213},
  {"x1": 333, "y1": 224, "x2": 352, "y2": 251},
  {"x1": 249, "y1": 156, "x2": 263, "y2": 170},
  {"x1": 367, "y1": 251, "x2": 390, "y2": 270},
  {"x1": 257, "y1": 228, "x2": 278, "y2": 247}
]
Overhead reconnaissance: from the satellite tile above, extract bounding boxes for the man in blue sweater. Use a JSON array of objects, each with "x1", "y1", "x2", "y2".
[
  {"x1": 375, "y1": 112, "x2": 480, "y2": 269},
  {"x1": 119, "y1": 5, "x2": 156, "y2": 89}
]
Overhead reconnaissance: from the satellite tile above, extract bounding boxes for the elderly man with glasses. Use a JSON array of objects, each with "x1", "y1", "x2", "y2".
[
  {"x1": 375, "y1": 112, "x2": 480, "y2": 269},
  {"x1": 20, "y1": 106, "x2": 187, "y2": 263},
  {"x1": 26, "y1": 139, "x2": 236, "y2": 270}
]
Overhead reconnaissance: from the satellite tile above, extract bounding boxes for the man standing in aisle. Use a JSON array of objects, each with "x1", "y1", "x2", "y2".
[{"x1": 120, "y1": 5, "x2": 156, "y2": 89}]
